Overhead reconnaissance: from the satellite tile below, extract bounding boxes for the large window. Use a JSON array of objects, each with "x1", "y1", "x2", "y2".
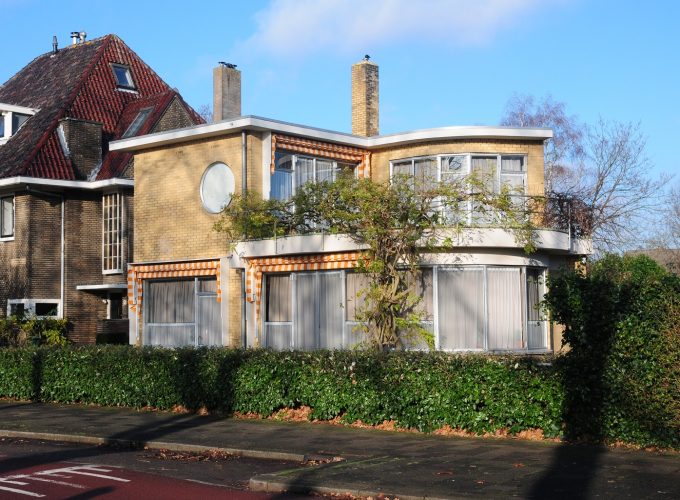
[
  {"x1": 102, "y1": 193, "x2": 123, "y2": 273},
  {"x1": 0, "y1": 195, "x2": 13, "y2": 239},
  {"x1": 436, "y1": 266, "x2": 547, "y2": 351},
  {"x1": 270, "y1": 152, "x2": 356, "y2": 201},
  {"x1": 390, "y1": 154, "x2": 527, "y2": 224},
  {"x1": 143, "y1": 277, "x2": 221, "y2": 347},
  {"x1": 262, "y1": 266, "x2": 546, "y2": 353}
]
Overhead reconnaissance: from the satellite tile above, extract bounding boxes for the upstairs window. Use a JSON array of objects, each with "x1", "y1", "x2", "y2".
[
  {"x1": 0, "y1": 195, "x2": 13, "y2": 239},
  {"x1": 112, "y1": 64, "x2": 135, "y2": 90},
  {"x1": 102, "y1": 193, "x2": 123, "y2": 273},
  {"x1": 271, "y1": 151, "x2": 356, "y2": 201},
  {"x1": 390, "y1": 154, "x2": 527, "y2": 225}
]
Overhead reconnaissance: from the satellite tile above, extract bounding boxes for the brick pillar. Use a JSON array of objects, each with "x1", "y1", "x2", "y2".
[
  {"x1": 352, "y1": 57, "x2": 379, "y2": 137},
  {"x1": 213, "y1": 63, "x2": 241, "y2": 122}
]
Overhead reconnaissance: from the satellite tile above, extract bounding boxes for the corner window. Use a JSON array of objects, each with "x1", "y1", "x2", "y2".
[
  {"x1": 0, "y1": 195, "x2": 14, "y2": 239},
  {"x1": 102, "y1": 193, "x2": 123, "y2": 273},
  {"x1": 112, "y1": 64, "x2": 135, "y2": 90},
  {"x1": 389, "y1": 154, "x2": 528, "y2": 225}
]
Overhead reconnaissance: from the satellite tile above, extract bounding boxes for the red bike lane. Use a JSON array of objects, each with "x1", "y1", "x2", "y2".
[{"x1": 0, "y1": 462, "x2": 274, "y2": 499}]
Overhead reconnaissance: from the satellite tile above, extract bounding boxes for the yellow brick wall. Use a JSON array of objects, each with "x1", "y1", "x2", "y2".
[
  {"x1": 227, "y1": 268, "x2": 243, "y2": 346},
  {"x1": 134, "y1": 132, "x2": 263, "y2": 262},
  {"x1": 370, "y1": 139, "x2": 545, "y2": 196}
]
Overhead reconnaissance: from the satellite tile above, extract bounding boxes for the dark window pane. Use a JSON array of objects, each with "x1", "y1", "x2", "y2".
[{"x1": 35, "y1": 303, "x2": 59, "y2": 316}]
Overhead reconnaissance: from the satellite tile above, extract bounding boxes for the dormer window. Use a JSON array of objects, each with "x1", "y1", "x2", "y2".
[
  {"x1": 112, "y1": 64, "x2": 135, "y2": 90},
  {"x1": 122, "y1": 107, "x2": 153, "y2": 138},
  {"x1": 0, "y1": 103, "x2": 38, "y2": 145}
]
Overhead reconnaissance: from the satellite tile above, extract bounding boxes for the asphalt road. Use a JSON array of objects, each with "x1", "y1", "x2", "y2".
[{"x1": 0, "y1": 438, "x2": 314, "y2": 499}]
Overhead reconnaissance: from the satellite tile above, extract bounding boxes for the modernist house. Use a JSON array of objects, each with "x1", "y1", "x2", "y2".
[
  {"x1": 0, "y1": 33, "x2": 202, "y2": 343},
  {"x1": 111, "y1": 59, "x2": 590, "y2": 352}
]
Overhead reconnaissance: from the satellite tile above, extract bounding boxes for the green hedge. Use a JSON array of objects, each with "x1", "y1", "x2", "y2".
[
  {"x1": 0, "y1": 256, "x2": 676, "y2": 449},
  {"x1": 0, "y1": 347, "x2": 562, "y2": 436},
  {"x1": 544, "y1": 254, "x2": 680, "y2": 449}
]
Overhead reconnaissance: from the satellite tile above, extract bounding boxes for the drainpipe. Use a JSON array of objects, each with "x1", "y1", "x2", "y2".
[
  {"x1": 241, "y1": 130, "x2": 247, "y2": 194},
  {"x1": 241, "y1": 272, "x2": 247, "y2": 348},
  {"x1": 26, "y1": 187, "x2": 65, "y2": 318},
  {"x1": 241, "y1": 130, "x2": 248, "y2": 346}
]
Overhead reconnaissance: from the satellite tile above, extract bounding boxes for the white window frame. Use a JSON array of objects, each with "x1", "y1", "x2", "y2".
[
  {"x1": 102, "y1": 192, "x2": 124, "y2": 274},
  {"x1": 7, "y1": 299, "x2": 62, "y2": 319},
  {"x1": 271, "y1": 152, "x2": 358, "y2": 201},
  {"x1": 0, "y1": 103, "x2": 37, "y2": 145},
  {"x1": 432, "y1": 265, "x2": 548, "y2": 353},
  {"x1": 142, "y1": 276, "x2": 219, "y2": 347},
  {"x1": 389, "y1": 153, "x2": 528, "y2": 224},
  {"x1": 0, "y1": 193, "x2": 14, "y2": 241}
]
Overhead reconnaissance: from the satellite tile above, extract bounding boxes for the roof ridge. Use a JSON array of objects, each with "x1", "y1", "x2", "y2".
[{"x1": 17, "y1": 35, "x2": 114, "y2": 175}]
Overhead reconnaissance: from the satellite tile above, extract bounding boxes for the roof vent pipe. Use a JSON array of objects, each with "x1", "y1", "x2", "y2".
[
  {"x1": 79, "y1": 31, "x2": 87, "y2": 43},
  {"x1": 52, "y1": 35, "x2": 58, "y2": 54},
  {"x1": 71, "y1": 32, "x2": 79, "y2": 45}
]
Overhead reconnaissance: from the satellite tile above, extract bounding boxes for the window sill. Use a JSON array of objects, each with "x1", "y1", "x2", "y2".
[
  {"x1": 116, "y1": 87, "x2": 138, "y2": 94},
  {"x1": 102, "y1": 269, "x2": 123, "y2": 275},
  {"x1": 0, "y1": 236, "x2": 15, "y2": 242}
]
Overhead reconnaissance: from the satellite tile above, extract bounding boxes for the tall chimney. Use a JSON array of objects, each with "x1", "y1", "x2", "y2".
[
  {"x1": 213, "y1": 62, "x2": 241, "y2": 122},
  {"x1": 352, "y1": 55, "x2": 379, "y2": 137}
]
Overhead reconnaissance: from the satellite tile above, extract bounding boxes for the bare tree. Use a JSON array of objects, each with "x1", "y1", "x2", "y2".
[
  {"x1": 197, "y1": 104, "x2": 213, "y2": 123},
  {"x1": 501, "y1": 94, "x2": 584, "y2": 192},
  {"x1": 644, "y1": 182, "x2": 680, "y2": 271},
  {"x1": 579, "y1": 119, "x2": 666, "y2": 250},
  {"x1": 501, "y1": 95, "x2": 666, "y2": 251}
]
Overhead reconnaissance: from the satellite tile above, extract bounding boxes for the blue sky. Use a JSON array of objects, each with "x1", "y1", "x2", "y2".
[{"x1": 1, "y1": 0, "x2": 678, "y2": 179}]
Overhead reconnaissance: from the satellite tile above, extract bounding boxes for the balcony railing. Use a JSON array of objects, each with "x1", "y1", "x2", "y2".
[{"x1": 233, "y1": 193, "x2": 594, "y2": 242}]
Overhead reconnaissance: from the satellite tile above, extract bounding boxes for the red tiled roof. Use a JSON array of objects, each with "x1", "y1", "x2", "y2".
[
  {"x1": 0, "y1": 34, "x2": 203, "y2": 180},
  {"x1": 97, "y1": 90, "x2": 200, "y2": 180}
]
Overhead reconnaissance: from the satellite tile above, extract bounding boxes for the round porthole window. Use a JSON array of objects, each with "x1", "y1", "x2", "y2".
[{"x1": 200, "y1": 162, "x2": 235, "y2": 213}]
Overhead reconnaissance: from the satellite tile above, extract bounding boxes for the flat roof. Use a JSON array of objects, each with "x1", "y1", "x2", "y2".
[{"x1": 110, "y1": 115, "x2": 553, "y2": 153}]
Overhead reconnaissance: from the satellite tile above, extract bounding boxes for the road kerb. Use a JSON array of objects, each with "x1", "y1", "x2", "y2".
[{"x1": 0, "y1": 429, "x2": 308, "y2": 462}]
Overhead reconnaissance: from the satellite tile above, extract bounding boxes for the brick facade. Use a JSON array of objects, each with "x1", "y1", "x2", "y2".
[{"x1": 133, "y1": 132, "x2": 263, "y2": 263}]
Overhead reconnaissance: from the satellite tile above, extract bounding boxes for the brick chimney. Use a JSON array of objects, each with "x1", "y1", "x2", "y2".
[
  {"x1": 352, "y1": 56, "x2": 379, "y2": 137},
  {"x1": 213, "y1": 62, "x2": 241, "y2": 122}
]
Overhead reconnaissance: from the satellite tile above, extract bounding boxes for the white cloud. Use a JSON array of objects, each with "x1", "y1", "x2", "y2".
[{"x1": 240, "y1": 0, "x2": 559, "y2": 59}]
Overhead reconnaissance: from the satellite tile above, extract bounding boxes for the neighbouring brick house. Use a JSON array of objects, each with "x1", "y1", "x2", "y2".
[
  {"x1": 0, "y1": 33, "x2": 203, "y2": 343},
  {"x1": 111, "y1": 59, "x2": 591, "y2": 352}
]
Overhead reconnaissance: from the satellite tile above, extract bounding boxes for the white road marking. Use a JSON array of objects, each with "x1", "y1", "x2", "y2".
[
  {"x1": 36, "y1": 465, "x2": 130, "y2": 482},
  {"x1": 0, "y1": 484, "x2": 45, "y2": 497},
  {"x1": 0, "y1": 479, "x2": 29, "y2": 485},
  {"x1": 0, "y1": 463, "x2": 130, "y2": 497},
  {"x1": 23, "y1": 477, "x2": 87, "y2": 489}
]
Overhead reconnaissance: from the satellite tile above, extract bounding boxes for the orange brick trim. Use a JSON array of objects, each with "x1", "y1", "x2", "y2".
[
  {"x1": 127, "y1": 260, "x2": 221, "y2": 313},
  {"x1": 271, "y1": 134, "x2": 371, "y2": 178}
]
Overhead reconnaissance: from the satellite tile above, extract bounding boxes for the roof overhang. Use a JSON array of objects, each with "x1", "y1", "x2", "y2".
[
  {"x1": 76, "y1": 283, "x2": 128, "y2": 292},
  {"x1": 0, "y1": 176, "x2": 133, "y2": 192},
  {"x1": 110, "y1": 115, "x2": 554, "y2": 153}
]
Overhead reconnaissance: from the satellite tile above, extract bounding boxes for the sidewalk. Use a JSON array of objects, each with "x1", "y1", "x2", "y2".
[{"x1": 0, "y1": 401, "x2": 677, "y2": 499}]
